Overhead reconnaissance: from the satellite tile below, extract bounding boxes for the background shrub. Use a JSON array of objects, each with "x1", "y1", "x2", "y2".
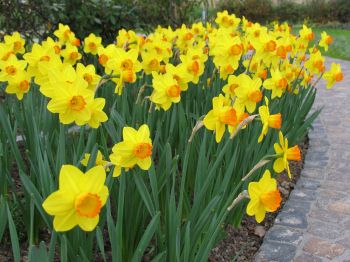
[
  {"x1": 0, "y1": 0, "x2": 203, "y2": 42},
  {"x1": 329, "y1": 0, "x2": 350, "y2": 23},
  {"x1": 218, "y1": 0, "x2": 350, "y2": 24},
  {"x1": 218, "y1": 0, "x2": 274, "y2": 23}
]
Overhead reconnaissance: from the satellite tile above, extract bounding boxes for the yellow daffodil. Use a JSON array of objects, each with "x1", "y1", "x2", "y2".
[
  {"x1": 251, "y1": 32, "x2": 279, "y2": 66},
  {"x1": 246, "y1": 170, "x2": 282, "y2": 223},
  {"x1": 191, "y1": 21, "x2": 206, "y2": 37},
  {"x1": 97, "y1": 44, "x2": 117, "y2": 68},
  {"x1": 222, "y1": 75, "x2": 239, "y2": 98},
  {"x1": 179, "y1": 52, "x2": 205, "y2": 84},
  {"x1": 81, "y1": 150, "x2": 109, "y2": 169},
  {"x1": 141, "y1": 50, "x2": 162, "y2": 75},
  {"x1": 263, "y1": 69, "x2": 289, "y2": 99},
  {"x1": 299, "y1": 25, "x2": 314, "y2": 43},
  {"x1": 4, "y1": 32, "x2": 25, "y2": 54},
  {"x1": 42, "y1": 165, "x2": 108, "y2": 232},
  {"x1": 5, "y1": 70, "x2": 31, "y2": 100},
  {"x1": 23, "y1": 43, "x2": 58, "y2": 79},
  {"x1": 42, "y1": 37, "x2": 62, "y2": 55},
  {"x1": 142, "y1": 37, "x2": 173, "y2": 63},
  {"x1": 61, "y1": 44, "x2": 82, "y2": 65},
  {"x1": 47, "y1": 77, "x2": 94, "y2": 125},
  {"x1": 116, "y1": 29, "x2": 138, "y2": 49},
  {"x1": 150, "y1": 72, "x2": 182, "y2": 110},
  {"x1": 215, "y1": 10, "x2": 241, "y2": 29},
  {"x1": 106, "y1": 48, "x2": 142, "y2": 94},
  {"x1": 0, "y1": 54, "x2": 27, "y2": 82},
  {"x1": 83, "y1": 33, "x2": 102, "y2": 55},
  {"x1": 211, "y1": 30, "x2": 243, "y2": 78},
  {"x1": 273, "y1": 132, "x2": 301, "y2": 178},
  {"x1": 323, "y1": 62, "x2": 343, "y2": 89},
  {"x1": 0, "y1": 43, "x2": 14, "y2": 61},
  {"x1": 319, "y1": 31, "x2": 333, "y2": 51},
  {"x1": 304, "y1": 50, "x2": 325, "y2": 75},
  {"x1": 69, "y1": 37, "x2": 81, "y2": 47},
  {"x1": 54, "y1": 23, "x2": 75, "y2": 44},
  {"x1": 76, "y1": 63, "x2": 101, "y2": 91},
  {"x1": 203, "y1": 94, "x2": 237, "y2": 143},
  {"x1": 86, "y1": 98, "x2": 108, "y2": 128},
  {"x1": 258, "y1": 97, "x2": 282, "y2": 143},
  {"x1": 109, "y1": 124, "x2": 153, "y2": 177},
  {"x1": 165, "y1": 63, "x2": 192, "y2": 91},
  {"x1": 176, "y1": 25, "x2": 195, "y2": 52},
  {"x1": 234, "y1": 74, "x2": 263, "y2": 113}
]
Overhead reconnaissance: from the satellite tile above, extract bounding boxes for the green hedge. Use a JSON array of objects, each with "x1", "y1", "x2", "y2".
[
  {"x1": 0, "y1": 0, "x2": 203, "y2": 42},
  {"x1": 218, "y1": 0, "x2": 350, "y2": 24}
]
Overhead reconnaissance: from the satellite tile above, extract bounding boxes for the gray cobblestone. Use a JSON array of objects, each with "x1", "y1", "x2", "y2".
[
  {"x1": 282, "y1": 200, "x2": 311, "y2": 214},
  {"x1": 275, "y1": 210, "x2": 308, "y2": 229},
  {"x1": 295, "y1": 178, "x2": 321, "y2": 191},
  {"x1": 255, "y1": 241, "x2": 296, "y2": 262},
  {"x1": 288, "y1": 188, "x2": 317, "y2": 201},
  {"x1": 264, "y1": 226, "x2": 303, "y2": 245}
]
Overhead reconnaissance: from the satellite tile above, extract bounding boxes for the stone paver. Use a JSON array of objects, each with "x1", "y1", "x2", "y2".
[{"x1": 255, "y1": 57, "x2": 350, "y2": 261}]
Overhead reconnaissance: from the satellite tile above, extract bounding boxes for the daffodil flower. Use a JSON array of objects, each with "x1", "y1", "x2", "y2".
[
  {"x1": 109, "y1": 124, "x2": 153, "y2": 177},
  {"x1": 42, "y1": 165, "x2": 109, "y2": 232},
  {"x1": 273, "y1": 132, "x2": 301, "y2": 178},
  {"x1": 258, "y1": 97, "x2": 282, "y2": 143},
  {"x1": 246, "y1": 170, "x2": 282, "y2": 223}
]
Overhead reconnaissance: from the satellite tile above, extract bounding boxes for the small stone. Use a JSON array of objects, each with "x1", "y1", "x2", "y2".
[
  {"x1": 254, "y1": 225, "x2": 266, "y2": 238},
  {"x1": 278, "y1": 186, "x2": 289, "y2": 196},
  {"x1": 303, "y1": 238, "x2": 346, "y2": 259},
  {"x1": 281, "y1": 181, "x2": 290, "y2": 189}
]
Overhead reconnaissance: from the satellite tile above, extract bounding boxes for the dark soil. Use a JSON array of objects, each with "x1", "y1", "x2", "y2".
[{"x1": 209, "y1": 137, "x2": 309, "y2": 262}]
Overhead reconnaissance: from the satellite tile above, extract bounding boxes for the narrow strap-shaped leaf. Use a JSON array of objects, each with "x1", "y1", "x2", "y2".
[
  {"x1": 60, "y1": 235, "x2": 68, "y2": 262},
  {"x1": 7, "y1": 203, "x2": 21, "y2": 262},
  {"x1": 96, "y1": 226, "x2": 107, "y2": 262},
  {"x1": 0, "y1": 196, "x2": 8, "y2": 242},
  {"x1": 131, "y1": 212, "x2": 160, "y2": 262}
]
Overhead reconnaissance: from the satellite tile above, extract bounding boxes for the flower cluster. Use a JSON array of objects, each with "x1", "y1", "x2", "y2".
[{"x1": 1, "y1": 11, "x2": 343, "y2": 233}]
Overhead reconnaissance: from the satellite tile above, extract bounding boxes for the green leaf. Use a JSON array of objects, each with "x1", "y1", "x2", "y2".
[
  {"x1": 131, "y1": 212, "x2": 160, "y2": 262},
  {"x1": 96, "y1": 227, "x2": 107, "y2": 262},
  {"x1": 7, "y1": 203, "x2": 21, "y2": 262},
  {"x1": 60, "y1": 235, "x2": 68, "y2": 262},
  {"x1": 19, "y1": 171, "x2": 51, "y2": 228},
  {"x1": 28, "y1": 242, "x2": 49, "y2": 262},
  {"x1": 0, "y1": 196, "x2": 8, "y2": 242}
]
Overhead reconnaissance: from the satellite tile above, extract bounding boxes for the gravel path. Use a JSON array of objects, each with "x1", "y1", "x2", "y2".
[{"x1": 255, "y1": 58, "x2": 350, "y2": 262}]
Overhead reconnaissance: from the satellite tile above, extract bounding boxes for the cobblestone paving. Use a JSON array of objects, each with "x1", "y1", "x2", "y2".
[{"x1": 255, "y1": 58, "x2": 350, "y2": 262}]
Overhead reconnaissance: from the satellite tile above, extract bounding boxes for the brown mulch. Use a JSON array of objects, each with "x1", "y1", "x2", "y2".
[{"x1": 209, "y1": 137, "x2": 309, "y2": 262}]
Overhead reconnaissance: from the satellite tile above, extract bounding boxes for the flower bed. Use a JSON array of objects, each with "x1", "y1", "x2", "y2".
[{"x1": 0, "y1": 11, "x2": 343, "y2": 261}]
